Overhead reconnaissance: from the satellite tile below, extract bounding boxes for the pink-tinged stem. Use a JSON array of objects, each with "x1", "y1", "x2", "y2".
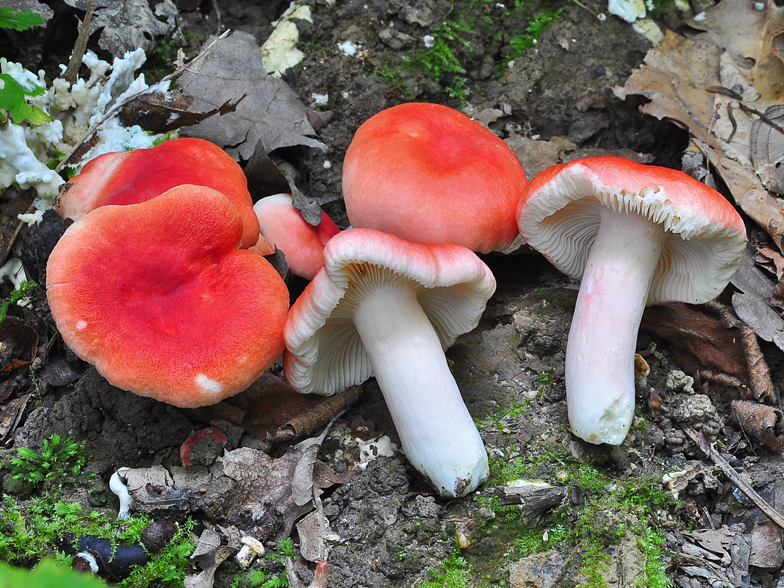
[{"x1": 566, "y1": 206, "x2": 665, "y2": 445}]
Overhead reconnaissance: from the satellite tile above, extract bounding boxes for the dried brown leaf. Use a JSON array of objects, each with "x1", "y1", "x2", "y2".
[
  {"x1": 115, "y1": 90, "x2": 244, "y2": 135},
  {"x1": 750, "y1": 520, "x2": 784, "y2": 569},
  {"x1": 507, "y1": 134, "x2": 653, "y2": 179},
  {"x1": 291, "y1": 437, "x2": 322, "y2": 507},
  {"x1": 640, "y1": 304, "x2": 747, "y2": 379},
  {"x1": 185, "y1": 529, "x2": 231, "y2": 588},
  {"x1": 615, "y1": 29, "x2": 784, "y2": 251},
  {"x1": 296, "y1": 510, "x2": 326, "y2": 563},
  {"x1": 756, "y1": 246, "x2": 784, "y2": 279},
  {"x1": 772, "y1": 31, "x2": 784, "y2": 64},
  {"x1": 732, "y1": 399, "x2": 784, "y2": 452},
  {"x1": 715, "y1": 154, "x2": 784, "y2": 250},
  {"x1": 750, "y1": 105, "x2": 784, "y2": 194},
  {"x1": 751, "y1": 1, "x2": 784, "y2": 101},
  {"x1": 177, "y1": 31, "x2": 326, "y2": 160},
  {"x1": 772, "y1": 278, "x2": 784, "y2": 310},
  {"x1": 0, "y1": 316, "x2": 38, "y2": 373},
  {"x1": 0, "y1": 392, "x2": 30, "y2": 441},
  {"x1": 733, "y1": 241, "x2": 777, "y2": 299},
  {"x1": 731, "y1": 292, "x2": 784, "y2": 352},
  {"x1": 706, "y1": 300, "x2": 777, "y2": 402},
  {"x1": 685, "y1": 0, "x2": 767, "y2": 68},
  {"x1": 222, "y1": 417, "x2": 342, "y2": 542},
  {"x1": 682, "y1": 529, "x2": 734, "y2": 567},
  {"x1": 614, "y1": 31, "x2": 723, "y2": 147}
]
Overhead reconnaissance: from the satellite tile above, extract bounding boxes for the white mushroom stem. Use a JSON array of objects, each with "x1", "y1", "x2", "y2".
[
  {"x1": 109, "y1": 466, "x2": 132, "y2": 519},
  {"x1": 566, "y1": 206, "x2": 665, "y2": 445},
  {"x1": 74, "y1": 551, "x2": 99, "y2": 574},
  {"x1": 353, "y1": 286, "x2": 489, "y2": 497}
]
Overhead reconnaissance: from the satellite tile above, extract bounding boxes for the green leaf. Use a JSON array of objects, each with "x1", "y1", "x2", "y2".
[
  {"x1": 15, "y1": 447, "x2": 39, "y2": 461},
  {"x1": 0, "y1": 558, "x2": 107, "y2": 588},
  {"x1": 0, "y1": 74, "x2": 51, "y2": 125},
  {"x1": 0, "y1": 7, "x2": 45, "y2": 31}
]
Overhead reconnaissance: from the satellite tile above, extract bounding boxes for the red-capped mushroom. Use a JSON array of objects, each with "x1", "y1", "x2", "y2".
[
  {"x1": 47, "y1": 185, "x2": 289, "y2": 408},
  {"x1": 284, "y1": 228, "x2": 495, "y2": 497},
  {"x1": 56, "y1": 138, "x2": 261, "y2": 248},
  {"x1": 342, "y1": 103, "x2": 528, "y2": 253},
  {"x1": 251, "y1": 193, "x2": 340, "y2": 280},
  {"x1": 517, "y1": 156, "x2": 746, "y2": 445}
]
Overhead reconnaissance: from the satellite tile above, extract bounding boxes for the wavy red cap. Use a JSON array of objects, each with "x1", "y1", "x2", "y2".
[
  {"x1": 56, "y1": 138, "x2": 261, "y2": 248},
  {"x1": 47, "y1": 185, "x2": 289, "y2": 408}
]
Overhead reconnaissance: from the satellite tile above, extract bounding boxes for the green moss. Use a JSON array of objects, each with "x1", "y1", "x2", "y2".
[
  {"x1": 119, "y1": 520, "x2": 196, "y2": 588},
  {"x1": 495, "y1": 7, "x2": 563, "y2": 75},
  {"x1": 6, "y1": 434, "x2": 92, "y2": 489},
  {"x1": 420, "y1": 546, "x2": 470, "y2": 588},
  {"x1": 229, "y1": 565, "x2": 288, "y2": 588},
  {"x1": 0, "y1": 280, "x2": 37, "y2": 321},
  {"x1": 634, "y1": 526, "x2": 672, "y2": 588},
  {"x1": 414, "y1": 15, "x2": 474, "y2": 105},
  {"x1": 0, "y1": 493, "x2": 197, "y2": 587},
  {"x1": 470, "y1": 455, "x2": 676, "y2": 587},
  {"x1": 535, "y1": 289, "x2": 577, "y2": 311}
]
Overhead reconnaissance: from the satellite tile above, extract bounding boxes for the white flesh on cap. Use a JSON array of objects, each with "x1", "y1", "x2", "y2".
[
  {"x1": 566, "y1": 206, "x2": 665, "y2": 444},
  {"x1": 353, "y1": 285, "x2": 489, "y2": 497}
]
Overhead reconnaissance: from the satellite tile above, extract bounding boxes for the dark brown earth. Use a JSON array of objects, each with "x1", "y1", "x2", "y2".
[{"x1": 2, "y1": 1, "x2": 783, "y2": 587}]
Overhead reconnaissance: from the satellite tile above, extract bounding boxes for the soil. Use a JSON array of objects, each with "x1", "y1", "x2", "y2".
[{"x1": 3, "y1": 0, "x2": 783, "y2": 587}]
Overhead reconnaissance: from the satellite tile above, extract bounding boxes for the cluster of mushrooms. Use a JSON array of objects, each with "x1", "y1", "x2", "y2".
[{"x1": 46, "y1": 103, "x2": 747, "y2": 499}]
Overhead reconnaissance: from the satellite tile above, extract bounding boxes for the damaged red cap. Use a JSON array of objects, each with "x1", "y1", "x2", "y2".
[
  {"x1": 47, "y1": 184, "x2": 289, "y2": 408},
  {"x1": 251, "y1": 193, "x2": 341, "y2": 280},
  {"x1": 56, "y1": 138, "x2": 261, "y2": 248}
]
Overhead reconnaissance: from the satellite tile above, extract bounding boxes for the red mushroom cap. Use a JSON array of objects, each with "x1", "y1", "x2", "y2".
[
  {"x1": 251, "y1": 193, "x2": 341, "y2": 280},
  {"x1": 46, "y1": 185, "x2": 289, "y2": 408},
  {"x1": 342, "y1": 103, "x2": 528, "y2": 253},
  {"x1": 56, "y1": 138, "x2": 261, "y2": 248}
]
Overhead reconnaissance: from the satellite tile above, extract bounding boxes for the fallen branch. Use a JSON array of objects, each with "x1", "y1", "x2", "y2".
[{"x1": 682, "y1": 427, "x2": 784, "y2": 531}]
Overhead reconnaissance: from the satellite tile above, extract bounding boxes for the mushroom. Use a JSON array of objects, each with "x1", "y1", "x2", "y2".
[
  {"x1": 342, "y1": 102, "x2": 528, "y2": 253},
  {"x1": 109, "y1": 467, "x2": 132, "y2": 519},
  {"x1": 251, "y1": 193, "x2": 341, "y2": 280},
  {"x1": 516, "y1": 156, "x2": 746, "y2": 445},
  {"x1": 284, "y1": 228, "x2": 495, "y2": 497},
  {"x1": 55, "y1": 137, "x2": 261, "y2": 248},
  {"x1": 47, "y1": 184, "x2": 290, "y2": 408},
  {"x1": 236, "y1": 535, "x2": 265, "y2": 568}
]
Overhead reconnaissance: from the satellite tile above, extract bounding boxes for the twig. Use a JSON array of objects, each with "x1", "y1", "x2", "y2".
[
  {"x1": 697, "y1": 370, "x2": 745, "y2": 389},
  {"x1": 568, "y1": 0, "x2": 603, "y2": 20},
  {"x1": 63, "y1": 0, "x2": 96, "y2": 85},
  {"x1": 210, "y1": 0, "x2": 224, "y2": 35},
  {"x1": 706, "y1": 85, "x2": 784, "y2": 139},
  {"x1": 682, "y1": 427, "x2": 784, "y2": 531}
]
